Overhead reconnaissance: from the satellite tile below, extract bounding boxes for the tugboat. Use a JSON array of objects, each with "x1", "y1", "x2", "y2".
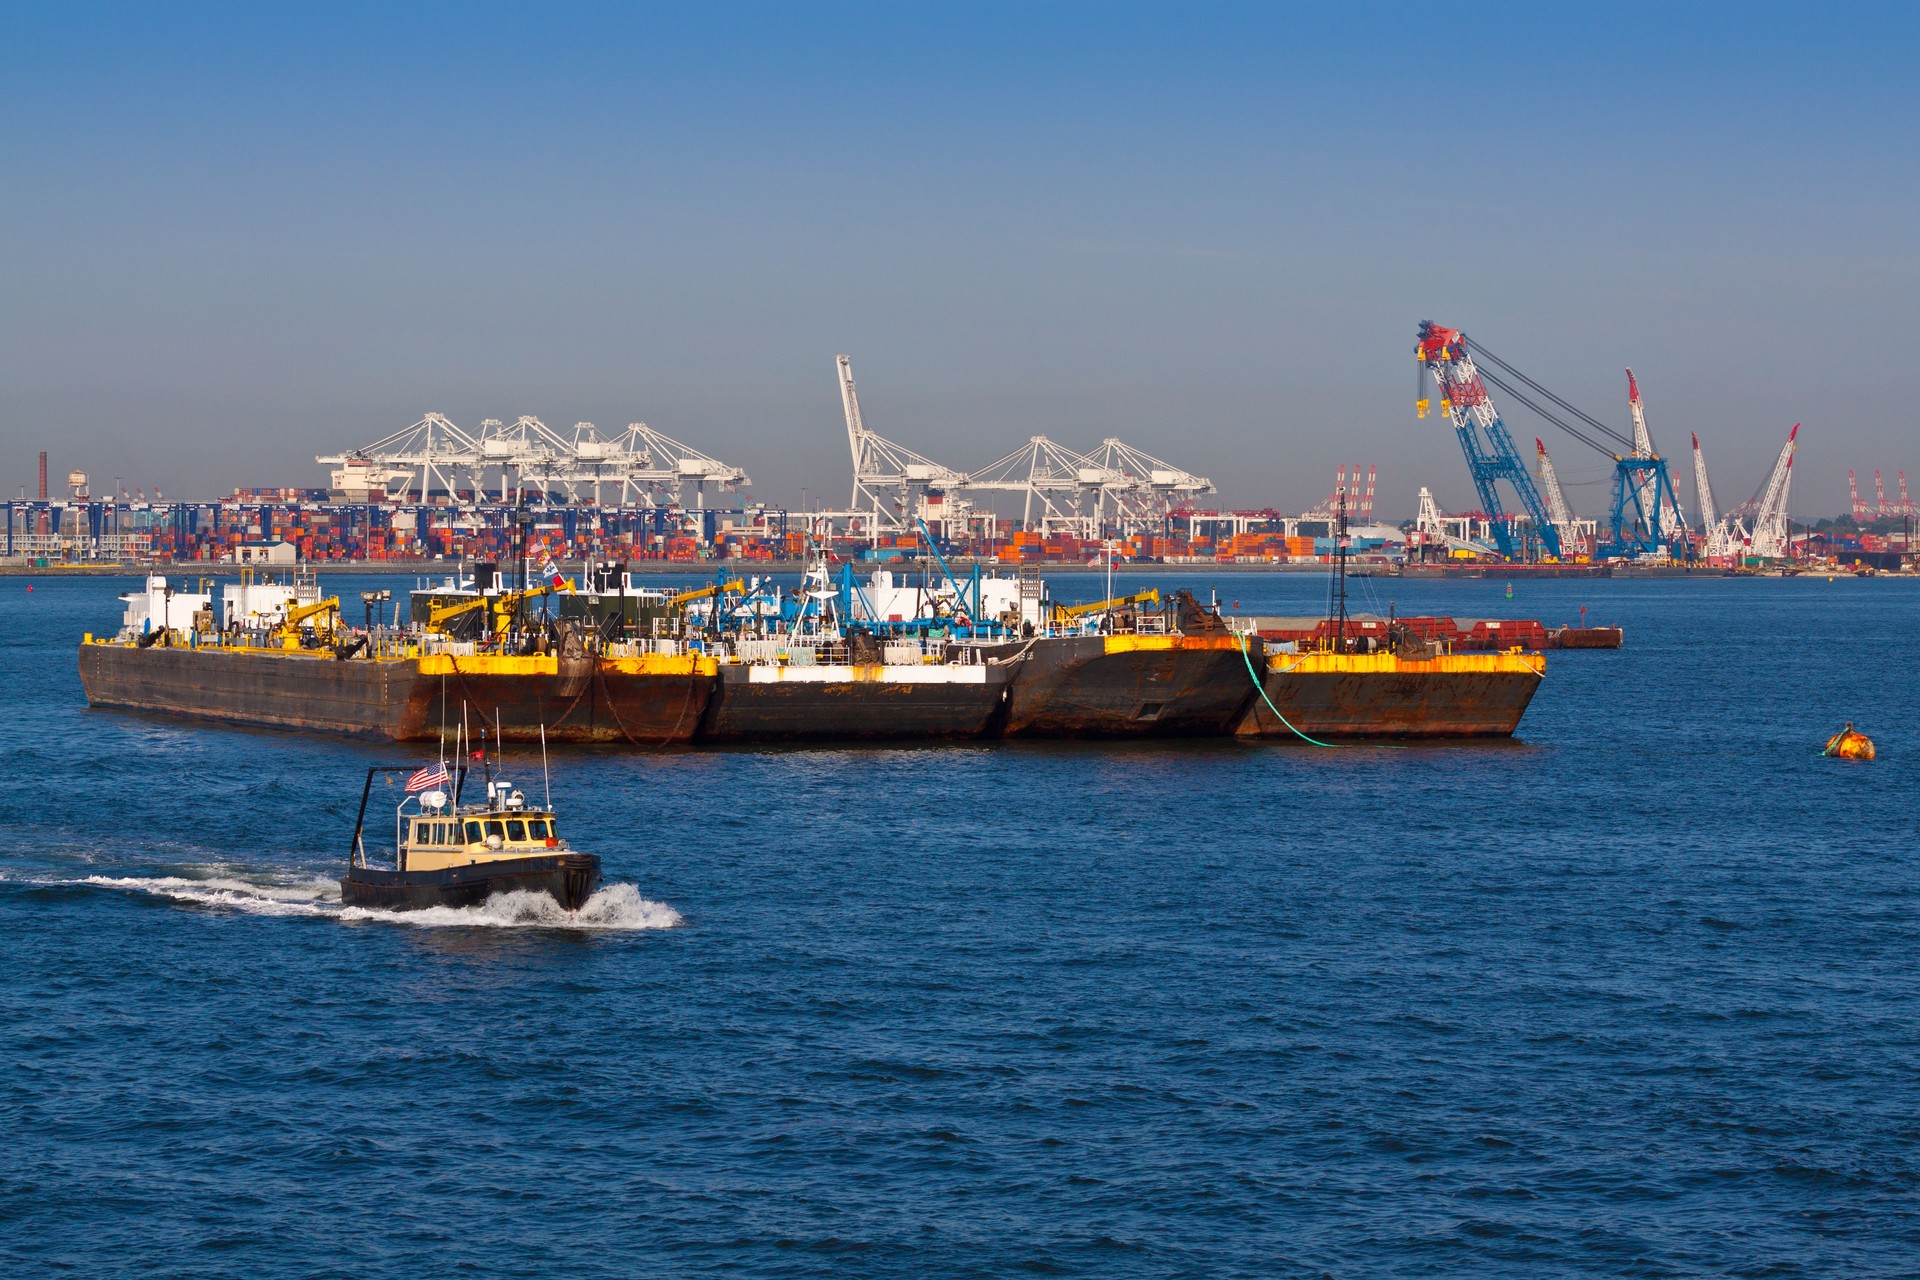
[{"x1": 340, "y1": 756, "x2": 601, "y2": 912}]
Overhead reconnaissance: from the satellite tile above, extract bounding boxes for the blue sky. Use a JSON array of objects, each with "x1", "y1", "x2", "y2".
[{"x1": 3, "y1": 2, "x2": 1915, "y2": 518}]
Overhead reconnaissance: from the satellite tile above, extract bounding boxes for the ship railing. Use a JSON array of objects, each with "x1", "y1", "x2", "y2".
[
  {"x1": 731, "y1": 643, "x2": 833, "y2": 667},
  {"x1": 883, "y1": 639, "x2": 955, "y2": 665},
  {"x1": 731, "y1": 638, "x2": 788, "y2": 664},
  {"x1": 418, "y1": 634, "x2": 479, "y2": 657},
  {"x1": 602, "y1": 638, "x2": 692, "y2": 659}
]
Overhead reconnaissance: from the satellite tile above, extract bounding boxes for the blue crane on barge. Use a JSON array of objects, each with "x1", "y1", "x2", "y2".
[{"x1": 1417, "y1": 321, "x2": 1685, "y2": 561}]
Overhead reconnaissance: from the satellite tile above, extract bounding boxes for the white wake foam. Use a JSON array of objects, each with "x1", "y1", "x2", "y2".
[
  {"x1": 73, "y1": 872, "x2": 680, "y2": 931},
  {"x1": 80, "y1": 873, "x2": 339, "y2": 917},
  {"x1": 338, "y1": 882, "x2": 682, "y2": 930}
]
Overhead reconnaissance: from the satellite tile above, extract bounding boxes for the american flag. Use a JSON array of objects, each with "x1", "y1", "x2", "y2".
[{"x1": 406, "y1": 762, "x2": 451, "y2": 793}]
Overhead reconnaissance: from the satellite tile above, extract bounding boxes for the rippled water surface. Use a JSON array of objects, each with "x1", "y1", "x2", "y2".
[{"x1": 3, "y1": 571, "x2": 1917, "y2": 1277}]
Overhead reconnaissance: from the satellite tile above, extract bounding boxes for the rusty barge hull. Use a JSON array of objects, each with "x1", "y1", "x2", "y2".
[
  {"x1": 78, "y1": 643, "x2": 714, "y2": 744},
  {"x1": 420, "y1": 654, "x2": 712, "y2": 744},
  {"x1": 80, "y1": 642, "x2": 422, "y2": 739},
  {"x1": 696, "y1": 663, "x2": 1013, "y2": 743},
  {"x1": 79, "y1": 640, "x2": 1546, "y2": 744},
  {"x1": 981, "y1": 635, "x2": 1260, "y2": 737},
  {"x1": 1237, "y1": 652, "x2": 1545, "y2": 739}
]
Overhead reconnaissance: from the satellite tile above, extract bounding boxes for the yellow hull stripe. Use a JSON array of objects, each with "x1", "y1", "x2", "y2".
[{"x1": 1270, "y1": 651, "x2": 1546, "y2": 676}]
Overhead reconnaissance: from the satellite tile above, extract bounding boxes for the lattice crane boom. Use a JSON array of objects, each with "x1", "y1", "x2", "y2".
[
  {"x1": 1534, "y1": 438, "x2": 1579, "y2": 553},
  {"x1": 1626, "y1": 370, "x2": 1685, "y2": 533},
  {"x1": 1417, "y1": 322, "x2": 1562, "y2": 559},
  {"x1": 1747, "y1": 423, "x2": 1799, "y2": 559},
  {"x1": 1690, "y1": 433, "x2": 1718, "y2": 530}
]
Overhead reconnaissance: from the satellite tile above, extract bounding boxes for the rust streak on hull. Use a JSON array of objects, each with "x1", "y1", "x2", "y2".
[
  {"x1": 987, "y1": 635, "x2": 1261, "y2": 738},
  {"x1": 79, "y1": 643, "x2": 712, "y2": 744},
  {"x1": 1237, "y1": 652, "x2": 1544, "y2": 739}
]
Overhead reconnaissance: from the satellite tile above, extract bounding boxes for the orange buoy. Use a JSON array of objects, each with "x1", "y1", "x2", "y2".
[{"x1": 1823, "y1": 722, "x2": 1876, "y2": 761}]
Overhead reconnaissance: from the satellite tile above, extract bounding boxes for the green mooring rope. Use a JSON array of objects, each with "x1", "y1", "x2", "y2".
[
  {"x1": 1238, "y1": 634, "x2": 1338, "y2": 748},
  {"x1": 1237, "y1": 634, "x2": 1406, "y2": 751}
]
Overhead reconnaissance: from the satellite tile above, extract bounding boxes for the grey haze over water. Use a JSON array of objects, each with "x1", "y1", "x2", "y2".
[{"x1": 2, "y1": 3, "x2": 1915, "y2": 519}]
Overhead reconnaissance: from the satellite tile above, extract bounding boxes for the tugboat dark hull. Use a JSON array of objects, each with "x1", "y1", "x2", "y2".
[{"x1": 340, "y1": 853, "x2": 601, "y2": 913}]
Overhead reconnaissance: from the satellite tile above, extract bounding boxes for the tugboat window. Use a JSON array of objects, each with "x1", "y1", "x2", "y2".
[
  {"x1": 484, "y1": 820, "x2": 505, "y2": 839},
  {"x1": 505, "y1": 820, "x2": 527, "y2": 842},
  {"x1": 465, "y1": 821, "x2": 483, "y2": 843},
  {"x1": 527, "y1": 820, "x2": 549, "y2": 840}
]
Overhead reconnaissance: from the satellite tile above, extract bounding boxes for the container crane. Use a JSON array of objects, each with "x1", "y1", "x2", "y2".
[
  {"x1": 1848, "y1": 470, "x2": 1869, "y2": 522},
  {"x1": 838, "y1": 354, "x2": 968, "y2": 537},
  {"x1": 1874, "y1": 469, "x2": 1889, "y2": 519}
]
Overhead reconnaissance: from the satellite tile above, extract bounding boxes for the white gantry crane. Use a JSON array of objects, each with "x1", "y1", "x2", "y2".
[
  {"x1": 837, "y1": 354, "x2": 969, "y2": 535},
  {"x1": 1533, "y1": 438, "x2": 1580, "y2": 553},
  {"x1": 831, "y1": 354, "x2": 1211, "y2": 539},
  {"x1": 319, "y1": 411, "x2": 748, "y2": 507},
  {"x1": 1414, "y1": 486, "x2": 1496, "y2": 555},
  {"x1": 1071, "y1": 437, "x2": 1215, "y2": 535},
  {"x1": 317, "y1": 413, "x2": 482, "y2": 503},
  {"x1": 965, "y1": 436, "x2": 1103, "y2": 538}
]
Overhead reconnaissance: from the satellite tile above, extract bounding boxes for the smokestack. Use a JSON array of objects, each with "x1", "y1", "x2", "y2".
[{"x1": 38, "y1": 452, "x2": 47, "y2": 501}]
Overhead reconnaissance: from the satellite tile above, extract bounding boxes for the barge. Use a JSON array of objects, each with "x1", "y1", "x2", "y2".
[
  {"x1": 956, "y1": 590, "x2": 1258, "y2": 737},
  {"x1": 78, "y1": 564, "x2": 1553, "y2": 744},
  {"x1": 79, "y1": 640, "x2": 714, "y2": 743},
  {"x1": 1236, "y1": 647, "x2": 1545, "y2": 740}
]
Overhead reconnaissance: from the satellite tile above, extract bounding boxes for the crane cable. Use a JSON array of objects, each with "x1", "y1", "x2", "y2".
[
  {"x1": 1464, "y1": 338, "x2": 1637, "y2": 451},
  {"x1": 1472, "y1": 365, "x2": 1617, "y2": 459}
]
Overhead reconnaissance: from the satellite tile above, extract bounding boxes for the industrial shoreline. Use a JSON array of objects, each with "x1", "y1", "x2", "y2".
[{"x1": 9, "y1": 558, "x2": 1852, "y2": 579}]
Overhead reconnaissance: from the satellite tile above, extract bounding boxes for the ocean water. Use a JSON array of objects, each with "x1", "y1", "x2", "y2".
[{"x1": 2, "y1": 570, "x2": 1916, "y2": 1278}]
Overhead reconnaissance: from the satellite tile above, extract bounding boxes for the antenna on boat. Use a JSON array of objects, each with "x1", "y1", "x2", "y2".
[{"x1": 540, "y1": 724, "x2": 550, "y2": 811}]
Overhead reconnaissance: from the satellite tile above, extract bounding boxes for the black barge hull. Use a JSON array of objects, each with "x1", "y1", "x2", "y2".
[
  {"x1": 695, "y1": 662, "x2": 1014, "y2": 742},
  {"x1": 983, "y1": 634, "x2": 1261, "y2": 737}
]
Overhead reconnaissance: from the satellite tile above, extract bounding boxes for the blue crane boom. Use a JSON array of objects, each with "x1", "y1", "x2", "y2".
[
  {"x1": 1439, "y1": 328, "x2": 1688, "y2": 561},
  {"x1": 1416, "y1": 322, "x2": 1562, "y2": 560}
]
